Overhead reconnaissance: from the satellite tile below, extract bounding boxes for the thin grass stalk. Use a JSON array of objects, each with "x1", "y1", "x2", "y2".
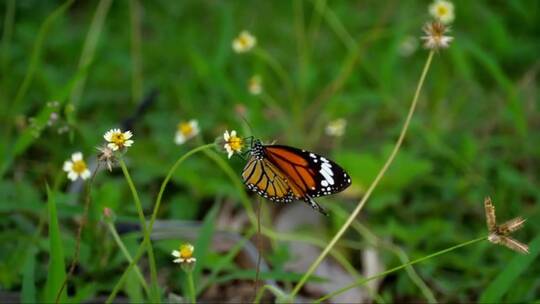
[
  {"x1": 350, "y1": 221, "x2": 436, "y2": 303},
  {"x1": 107, "y1": 144, "x2": 215, "y2": 303},
  {"x1": 289, "y1": 50, "x2": 435, "y2": 298},
  {"x1": 105, "y1": 221, "x2": 150, "y2": 295},
  {"x1": 68, "y1": 0, "x2": 113, "y2": 109},
  {"x1": 118, "y1": 157, "x2": 160, "y2": 301},
  {"x1": 315, "y1": 237, "x2": 487, "y2": 302}
]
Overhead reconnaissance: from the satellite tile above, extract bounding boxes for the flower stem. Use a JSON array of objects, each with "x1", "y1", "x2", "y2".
[
  {"x1": 118, "y1": 157, "x2": 160, "y2": 302},
  {"x1": 107, "y1": 144, "x2": 215, "y2": 303},
  {"x1": 105, "y1": 221, "x2": 150, "y2": 295},
  {"x1": 187, "y1": 270, "x2": 196, "y2": 303},
  {"x1": 315, "y1": 236, "x2": 487, "y2": 302},
  {"x1": 289, "y1": 50, "x2": 435, "y2": 298}
]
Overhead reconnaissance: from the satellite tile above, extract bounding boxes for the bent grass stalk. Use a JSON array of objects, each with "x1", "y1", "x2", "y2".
[
  {"x1": 315, "y1": 236, "x2": 487, "y2": 302},
  {"x1": 289, "y1": 50, "x2": 435, "y2": 299},
  {"x1": 105, "y1": 220, "x2": 150, "y2": 295},
  {"x1": 107, "y1": 144, "x2": 215, "y2": 303},
  {"x1": 118, "y1": 157, "x2": 160, "y2": 302}
]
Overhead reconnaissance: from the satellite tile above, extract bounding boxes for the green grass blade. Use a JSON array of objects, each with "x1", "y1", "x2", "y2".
[
  {"x1": 21, "y1": 247, "x2": 37, "y2": 303},
  {"x1": 43, "y1": 184, "x2": 68, "y2": 303},
  {"x1": 479, "y1": 235, "x2": 540, "y2": 302},
  {"x1": 192, "y1": 203, "x2": 220, "y2": 286}
]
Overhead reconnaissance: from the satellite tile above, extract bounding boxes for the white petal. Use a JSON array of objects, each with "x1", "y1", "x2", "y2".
[
  {"x1": 227, "y1": 149, "x2": 234, "y2": 159},
  {"x1": 171, "y1": 250, "x2": 180, "y2": 257},
  {"x1": 123, "y1": 130, "x2": 133, "y2": 139},
  {"x1": 223, "y1": 130, "x2": 230, "y2": 141},
  {"x1": 81, "y1": 169, "x2": 91, "y2": 180},
  {"x1": 175, "y1": 133, "x2": 186, "y2": 145},
  {"x1": 72, "y1": 152, "x2": 83, "y2": 161},
  {"x1": 104, "y1": 130, "x2": 113, "y2": 141},
  {"x1": 63, "y1": 161, "x2": 73, "y2": 172},
  {"x1": 231, "y1": 130, "x2": 237, "y2": 137},
  {"x1": 173, "y1": 258, "x2": 182, "y2": 263},
  {"x1": 68, "y1": 172, "x2": 78, "y2": 181},
  {"x1": 108, "y1": 143, "x2": 119, "y2": 151},
  {"x1": 124, "y1": 140, "x2": 134, "y2": 147}
]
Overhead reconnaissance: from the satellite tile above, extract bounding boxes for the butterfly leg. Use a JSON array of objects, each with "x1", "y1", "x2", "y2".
[{"x1": 303, "y1": 195, "x2": 328, "y2": 216}]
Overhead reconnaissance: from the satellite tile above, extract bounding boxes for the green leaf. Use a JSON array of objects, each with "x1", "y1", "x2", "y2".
[
  {"x1": 479, "y1": 235, "x2": 540, "y2": 302},
  {"x1": 21, "y1": 247, "x2": 37, "y2": 303},
  {"x1": 193, "y1": 204, "x2": 220, "y2": 285},
  {"x1": 43, "y1": 184, "x2": 68, "y2": 303}
]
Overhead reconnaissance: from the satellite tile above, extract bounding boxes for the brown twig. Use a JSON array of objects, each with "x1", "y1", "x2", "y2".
[{"x1": 55, "y1": 162, "x2": 100, "y2": 303}]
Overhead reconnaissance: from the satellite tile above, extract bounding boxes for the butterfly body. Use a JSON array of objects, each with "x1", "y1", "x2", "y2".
[{"x1": 242, "y1": 139, "x2": 351, "y2": 215}]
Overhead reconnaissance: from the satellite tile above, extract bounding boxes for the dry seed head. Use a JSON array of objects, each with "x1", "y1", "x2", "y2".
[
  {"x1": 498, "y1": 217, "x2": 526, "y2": 235},
  {"x1": 421, "y1": 21, "x2": 453, "y2": 50}
]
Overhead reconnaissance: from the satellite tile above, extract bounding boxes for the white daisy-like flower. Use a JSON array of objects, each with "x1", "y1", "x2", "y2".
[
  {"x1": 223, "y1": 130, "x2": 244, "y2": 159},
  {"x1": 63, "y1": 152, "x2": 91, "y2": 181},
  {"x1": 171, "y1": 244, "x2": 196, "y2": 264},
  {"x1": 429, "y1": 0, "x2": 455, "y2": 24},
  {"x1": 175, "y1": 119, "x2": 200, "y2": 145},
  {"x1": 325, "y1": 118, "x2": 347, "y2": 137},
  {"x1": 248, "y1": 75, "x2": 262, "y2": 95},
  {"x1": 232, "y1": 31, "x2": 256, "y2": 53},
  {"x1": 421, "y1": 21, "x2": 454, "y2": 50},
  {"x1": 103, "y1": 128, "x2": 134, "y2": 151}
]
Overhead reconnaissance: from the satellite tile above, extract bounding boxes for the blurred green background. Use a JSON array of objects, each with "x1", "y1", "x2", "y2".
[{"x1": 1, "y1": 0, "x2": 539, "y2": 302}]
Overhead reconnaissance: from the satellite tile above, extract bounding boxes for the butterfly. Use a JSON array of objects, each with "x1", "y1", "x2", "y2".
[{"x1": 242, "y1": 139, "x2": 351, "y2": 215}]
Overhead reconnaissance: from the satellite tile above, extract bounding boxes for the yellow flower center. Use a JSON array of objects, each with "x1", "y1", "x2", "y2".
[
  {"x1": 228, "y1": 136, "x2": 243, "y2": 152},
  {"x1": 72, "y1": 160, "x2": 87, "y2": 174},
  {"x1": 112, "y1": 133, "x2": 126, "y2": 145},
  {"x1": 238, "y1": 36, "x2": 250, "y2": 47},
  {"x1": 437, "y1": 5, "x2": 448, "y2": 16},
  {"x1": 178, "y1": 122, "x2": 194, "y2": 136},
  {"x1": 179, "y1": 244, "x2": 194, "y2": 259}
]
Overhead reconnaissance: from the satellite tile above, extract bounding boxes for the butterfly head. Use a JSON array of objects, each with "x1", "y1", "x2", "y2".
[{"x1": 250, "y1": 139, "x2": 265, "y2": 160}]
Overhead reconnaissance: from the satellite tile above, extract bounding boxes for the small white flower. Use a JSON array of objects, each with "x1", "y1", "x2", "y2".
[
  {"x1": 175, "y1": 120, "x2": 200, "y2": 145},
  {"x1": 232, "y1": 31, "x2": 256, "y2": 53},
  {"x1": 248, "y1": 75, "x2": 262, "y2": 95},
  {"x1": 325, "y1": 118, "x2": 347, "y2": 137},
  {"x1": 398, "y1": 35, "x2": 419, "y2": 57},
  {"x1": 104, "y1": 128, "x2": 134, "y2": 151},
  {"x1": 63, "y1": 152, "x2": 91, "y2": 181},
  {"x1": 429, "y1": 0, "x2": 455, "y2": 24},
  {"x1": 171, "y1": 244, "x2": 196, "y2": 264},
  {"x1": 223, "y1": 130, "x2": 244, "y2": 159},
  {"x1": 421, "y1": 21, "x2": 453, "y2": 50}
]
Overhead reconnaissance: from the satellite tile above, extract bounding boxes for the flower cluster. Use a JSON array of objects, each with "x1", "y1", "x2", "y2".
[
  {"x1": 232, "y1": 30, "x2": 256, "y2": 53},
  {"x1": 248, "y1": 75, "x2": 262, "y2": 95},
  {"x1": 429, "y1": 0, "x2": 455, "y2": 24},
  {"x1": 63, "y1": 152, "x2": 91, "y2": 181},
  {"x1": 223, "y1": 130, "x2": 244, "y2": 158},
  {"x1": 175, "y1": 119, "x2": 200, "y2": 145},
  {"x1": 104, "y1": 129, "x2": 134, "y2": 151},
  {"x1": 172, "y1": 243, "x2": 197, "y2": 272},
  {"x1": 325, "y1": 118, "x2": 347, "y2": 137}
]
